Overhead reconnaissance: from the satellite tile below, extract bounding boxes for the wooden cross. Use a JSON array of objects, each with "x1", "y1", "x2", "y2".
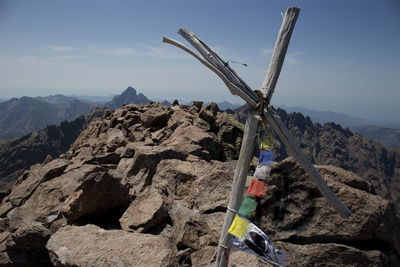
[{"x1": 163, "y1": 7, "x2": 351, "y2": 266}]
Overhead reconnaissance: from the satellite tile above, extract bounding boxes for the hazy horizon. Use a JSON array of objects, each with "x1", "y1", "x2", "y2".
[{"x1": 0, "y1": 0, "x2": 399, "y2": 123}]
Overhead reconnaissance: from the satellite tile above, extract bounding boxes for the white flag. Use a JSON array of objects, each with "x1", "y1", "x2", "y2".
[{"x1": 230, "y1": 218, "x2": 286, "y2": 267}]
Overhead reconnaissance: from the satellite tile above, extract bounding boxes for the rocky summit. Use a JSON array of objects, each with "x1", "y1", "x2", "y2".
[{"x1": 0, "y1": 102, "x2": 399, "y2": 266}]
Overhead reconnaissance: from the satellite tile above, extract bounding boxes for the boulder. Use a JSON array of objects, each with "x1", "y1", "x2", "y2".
[
  {"x1": 60, "y1": 170, "x2": 130, "y2": 223},
  {"x1": 140, "y1": 103, "x2": 171, "y2": 128},
  {"x1": 5, "y1": 222, "x2": 51, "y2": 266},
  {"x1": 257, "y1": 158, "x2": 400, "y2": 265},
  {"x1": 169, "y1": 202, "x2": 213, "y2": 250},
  {"x1": 0, "y1": 202, "x2": 12, "y2": 218},
  {"x1": 46, "y1": 224, "x2": 177, "y2": 266},
  {"x1": 153, "y1": 159, "x2": 234, "y2": 213},
  {"x1": 105, "y1": 128, "x2": 128, "y2": 152},
  {"x1": 161, "y1": 125, "x2": 224, "y2": 160},
  {"x1": 276, "y1": 241, "x2": 390, "y2": 267},
  {"x1": 167, "y1": 109, "x2": 193, "y2": 130},
  {"x1": 152, "y1": 159, "x2": 209, "y2": 206},
  {"x1": 119, "y1": 187, "x2": 168, "y2": 233},
  {"x1": 8, "y1": 158, "x2": 70, "y2": 206},
  {"x1": 191, "y1": 163, "x2": 233, "y2": 212},
  {"x1": 190, "y1": 246, "x2": 217, "y2": 266},
  {"x1": 0, "y1": 231, "x2": 12, "y2": 266},
  {"x1": 7, "y1": 164, "x2": 104, "y2": 230},
  {"x1": 118, "y1": 145, "x2": 187, "y2": 194},
  {"x1": 228, "y1": 251, "x2": 271, "y2": 267}
]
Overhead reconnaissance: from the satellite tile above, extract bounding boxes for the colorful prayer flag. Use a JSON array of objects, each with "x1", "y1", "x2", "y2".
[
  {"x1": 228, "y1": 215, "x2": 249, "y2": 238},
  {"x1": 254, "y1": 165, "x2": 271, "y2": 180},
  {"x1": 238, "y1": 197, "x2": 258, "y2": 217},
  {"x1": 260, "y1": 136, "x2": 275, "y2": 151},
  {"x1": 259, "y1": 150, "x2": 274, "y2": 165},
  {"x1": 246, "y1": 179, "x2": 266, "y2": 198},
  {"x1": 259, "y1": 129, "x2": 275, "y2": 150},
  {"x1": 230, "y1": 218, "x2": 287, "y2": 267}
]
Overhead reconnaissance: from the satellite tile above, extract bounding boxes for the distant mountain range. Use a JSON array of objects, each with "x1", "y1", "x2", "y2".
[
  {"x1": 0, "y1": 87, "x2": 151, "y2": 141},
  {"x1": 0, "y1": 95, "x2": 97, "y2": 140},
  {"x1": 281, "y1": 105, "x2": 400, "y2": 147},
  {"x1": 2, "y1": 87, "x2": 399, "y2": 149},
  {"x1": 281, "y1": 105, "x2": 400, "y2": 128},
  {"x1": 351, "y1": 125, "x2": 400, "y2": 148},
  {"x1": 68, "y1": 94, "x2": 115, "y2": 104}
]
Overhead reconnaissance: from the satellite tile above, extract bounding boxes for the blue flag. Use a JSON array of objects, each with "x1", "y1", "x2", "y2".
[{"x1": 259, "y1": 150, "x2": 274, "y2": 165}]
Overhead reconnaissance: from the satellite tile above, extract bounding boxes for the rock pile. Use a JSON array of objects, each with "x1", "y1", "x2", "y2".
[{"x1": 0, "y1": 102, "x2": 399, "y2": 266}]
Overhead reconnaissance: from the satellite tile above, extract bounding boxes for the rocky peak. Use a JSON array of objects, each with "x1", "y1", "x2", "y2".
[
  {"x1": 124, "y1": 86, "x2": 137, "y2": 95},
  {"x1": 0, "y1": 102, "x2": 399, "y2": 266},
  {"x1": 105, "y1": 87, "x2": 151, "y2": 110}
]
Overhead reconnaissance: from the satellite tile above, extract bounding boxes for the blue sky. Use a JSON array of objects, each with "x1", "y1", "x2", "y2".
[{"x1": 0, "y1": 0, "x2": 399, "y2": 122}]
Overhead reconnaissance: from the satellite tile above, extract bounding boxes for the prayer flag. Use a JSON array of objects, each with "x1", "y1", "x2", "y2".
[
  {"x1": 259, "y1": 150, "x2": 274, "y2": 165},
  {"x1": 228, "y1": 215, "x2": 249, "y2": 238},
  {"x1": 230, "y1": 218, "x2": 287, "y2": 267},
  {"x1": 238, "y1": 196, "x2": 258, "y2": 217},
  {"x1": 254, "y1": 165, "x2": 271, "y2": 180},
  {"x1": 246, "y1": 179, "x2": 265, "y2": 198},
  {"x1": 260, "y1": 135, "x2": 275, "y2": 151},
  {"x1": 259, "y1": 129, "x2": 275, "y2": 150}
]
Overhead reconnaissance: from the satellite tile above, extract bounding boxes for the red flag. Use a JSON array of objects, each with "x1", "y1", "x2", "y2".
[{"x1": 246, "y1": 178, "x2": 266, "y2": 197}]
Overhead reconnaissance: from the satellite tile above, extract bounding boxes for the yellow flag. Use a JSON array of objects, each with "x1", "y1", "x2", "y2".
[
  {"x1": 260, "y1": 136, "x2": 275, "y2": 150},
  {"x1": 228, "y1": 215, "x2": 249, "y2": 238}
]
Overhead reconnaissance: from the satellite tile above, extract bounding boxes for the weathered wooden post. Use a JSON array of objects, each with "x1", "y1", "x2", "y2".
[
  {"x1": 163, "y1": 7, "x2": 351, "y2": 266},
  {"x1": 215, "y1": 7, "x2": 300, "y2": 266}
]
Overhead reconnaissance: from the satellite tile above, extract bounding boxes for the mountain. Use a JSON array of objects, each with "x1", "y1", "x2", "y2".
[
  {"x1": 0, "y1": 102, "x2": 398, "y2": 266},
  {"x1": 215, "y1": 101, "x2": 241, "y2": 111},
  {"x1": 281, "y1": 105, "x2": 400, "y2": 129},
  {"x1": 0, "y1": 96, "x2": 97, "y2": 140},
  {"x1": 351, "y1": 125, "x2": 400, "y2": 148},
  {"x1": 236, "y1": 106, "x2": 400, "y2": 211},
  {"x1": 278, "y1": 109, "x2": 400, "y2": 209},
  {"x1": 280, "y1": 106, "x2": 400, "y2": 148},
  {"x1": 36, "y1": 94, "x2": 87, "y2": 105},
  {"x1": 105, "y1": 87, "x2": 151, "y2": 109},
  {"x1": 0, "y1": 99, "x2": 8, "y2": 103},
  {"x1": 0, "y1": 108, "x2": 105, "y2": 195},
  {"x1": 69, "y1": 94, "x2": 115, "y2": 104},
  {"x1": 281, "y1": 105, "x2": 369, "y2": 127}
]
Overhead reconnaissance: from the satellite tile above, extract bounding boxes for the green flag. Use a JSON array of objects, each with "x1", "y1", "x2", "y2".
[{"x1": 238, "y1": 197, "x2": 257, "y2": 217}]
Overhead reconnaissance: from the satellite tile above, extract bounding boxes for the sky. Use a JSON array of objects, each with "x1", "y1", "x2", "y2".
[{"x1": 0, "y1": 0, "x2": 399, "y2": 123}]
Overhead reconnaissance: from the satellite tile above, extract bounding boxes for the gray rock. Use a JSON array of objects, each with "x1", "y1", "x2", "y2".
[{"x1": 46, "y1": 224, "x2": 177, "y2": 266}]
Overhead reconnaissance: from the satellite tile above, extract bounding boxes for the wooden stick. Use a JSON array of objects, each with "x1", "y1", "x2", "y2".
[
  {"x1": 215, "y1": 112, "x2": 259, "y2": 266},
  {"x1": 261, "y1": 7, "x2": 300, "y2": 102},
  {"x1": 178, "y1": 27, "x2": 258, "y2": 104},
  {"x1": 264, "y1": 108, "x2": 352, "y2": 217},
  {"x1": 162, "y1": 37, "x2": 257, "y2": 105}
]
